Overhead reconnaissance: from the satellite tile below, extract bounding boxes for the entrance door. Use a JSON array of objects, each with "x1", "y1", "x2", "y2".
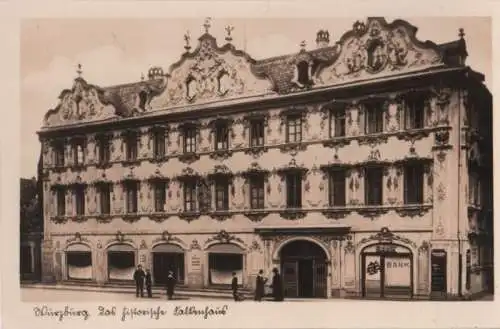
[
  {"x1": 280, "y1": 240, "x2": 328, "y2": 298},
  {"x1": 153, "y1": 253, "x2": 185, "y2": 285}
]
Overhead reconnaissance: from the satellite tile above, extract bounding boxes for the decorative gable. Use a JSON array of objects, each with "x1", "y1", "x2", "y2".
[
  {"x1": 43, "y1": 77, "x2": 118, "y2": 127},
  {"x1": 149, "y1": 33, "x2": 274, "y2": 110},
  {"x1": 316, "y1": 18, "x2": 443, "y2": 86}
]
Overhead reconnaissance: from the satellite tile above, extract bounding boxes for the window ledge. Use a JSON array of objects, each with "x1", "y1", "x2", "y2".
[
  {"x1": 178, "y1": 153, "x2": 200, "y2": 164},
  {"x1": 209, "y1": 149, "x2": 233, "y2": 160},
  {"x1": 123, "y1": 160, "x2": 142, "y2": 167},
  {"x1": 178, "y1": 211, "x2": 201, "y2": 222},
  {"x1": 150, "y1": 156, "x2": 168, "y2": 164},
  {"x1": 243, "y1": 210, "x2": 270, "y2": 222},
  {"x1": 69, "y1": 164, "x2": 86, "y2": 172},
  {"x1": 96, "y1": 162, "x2": 113, "y2": 170},
  {"x1": 51, "y1": 216, "x2": 69, "y2": 224},
  {"x1": 122, "y1": 213, "x2": 141, "y2": 222},
  {"x1": 280, "y1": 208, "x2": 306, "y2": 220},
  {"x1": 96, "y1": 214, "x2": 113, "y2": 223},
  {"x1": 71, "y1": 215, "x2": 87, "y2": 223},
  {"x1": 358, "y1": 134, "x2": 389, "y2": 146},
  {"x1": 209, "y1": 211, "x2": 232, "y2": 221},
  {"x1": 279, "y1": 142, "x2": 307, "y2": 154},
  {"x1": 323, "y1": 137, "x2": 352, "y2": 148},
  {"x1": 52, "y1": 166, "x2": 67, "y2": 173}
]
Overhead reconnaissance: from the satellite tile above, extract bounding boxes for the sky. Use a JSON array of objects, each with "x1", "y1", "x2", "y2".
[{"x1": 20, "y1": 17, "x2": 492, "y2": 178}]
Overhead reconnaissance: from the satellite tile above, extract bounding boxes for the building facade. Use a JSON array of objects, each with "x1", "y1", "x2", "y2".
[{"x1": 37, "y1": 17, "x2": 493, "y2": 299}]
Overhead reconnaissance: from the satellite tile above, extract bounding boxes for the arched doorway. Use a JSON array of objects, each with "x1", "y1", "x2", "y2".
[
  {"x1": 279, "y1": 240, "x2": 328, "y2": 298},
  {"x1": 66, "y1": 243, "x2": 92, "y2": 281},
  {"x1": 152, "y1": 244, "x2": 185, "y2": 286},
  {"x1": 361, "y1": 243, "x2": 413, "y2": 298},
  {"x1": 107, "y1": 244, "x2": 136, "y2": 281}
]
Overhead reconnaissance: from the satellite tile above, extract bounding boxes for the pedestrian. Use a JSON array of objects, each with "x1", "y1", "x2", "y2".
[
  {"x1": 133, "y1": 264, "x2": 145, "y2": 298},
  {"x1": 271, "y1": 267, "x2": 284, "y2": 301},
  {"x1": 254, "y1": 269, "x2": 267, "y2": 301},
  {"x1": 145, "y1": 269, "x2": 153, "y2": 298},
  {"x1": 166, "y1": 270, "x2": 176, "y2": 300},
  {"x1": 231, "y1": 272, "x2": 239, "y2": 301}
]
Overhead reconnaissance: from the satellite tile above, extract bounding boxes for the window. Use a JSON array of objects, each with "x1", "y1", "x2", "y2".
[
  {"x1": 98, "y1": 136, "x2": 111, "y2": 165},
  {"x1": 125, "y1": 182, "x2": 138, "y2": 213},
  {"x1": 365, "y1": 102, "x2": 383, "y2": 134},
  {"x1": 365, "y1": 167, "x2": 383, "y2": 205},
  {"x1": 250, "y1": 120, "x2": 264, "y2": 147},
  {"x1": 215, "y1": 124, "x2": 229, "y2": 151},
  {"x1": 74, "y1": 185, "x2": 85, "y2": 216},
  {"x1": 330, "y1": 109, "x2": 346, "y2": 137},
  {"x1": 404, "y1": 164, "x2": 424, "y2": 204},
  {"x1": 198, "y1": 179, "x2": 211, "y2": 212},
  {"x1": 250, "y1": 175, "x2": 265, "y2": 209},
  {"x1": 328, "y1": 169, "x2": 346, "y2": 206},
  {"x1": 54, "y1": 142, "x2": 65, "y2": 167},
  {"x1": 286, "y1": 172, "x2": 302, "y2": 208},
  {"x1": 297, "y1": 61, "x2": 310, "y2": 86},
  {"x1": 405, "y1": 97, "x2": 425, "y2": 130},
  {"x1": 287, "y1": 115, "x2": 302, "y2": 143},
  {"x1": 153, "y1": 129, "x2": 166, "y2": 159},
  {"x1": 153, "y1": 181, "x2": 166, "y2": 212},
  {"x1": 125, "y1": 133, "x2": 138, "y2": 161},
  {"x1": 56, "y1": 188, "x2": 66, "y2": 216},
  {"x1": 215, "y1": 179, "x2": 229, "y2": 211},
  {"x1": 184, "y1": 181, "x2": 197, "y2": 212},
  {"x1": 184, "y1": 128, "x2": 197, "y2": 153},
  {"x1": 73, "y1": 140, "x2": 85, "y2": 165},
  {"x1": 98, "y1": 184, "x2": 111, "y2": 215}
]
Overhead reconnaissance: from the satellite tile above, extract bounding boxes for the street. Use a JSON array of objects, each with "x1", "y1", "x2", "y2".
[{"x1": 21, "y1": 288, "x2": 205, "y2": 302}]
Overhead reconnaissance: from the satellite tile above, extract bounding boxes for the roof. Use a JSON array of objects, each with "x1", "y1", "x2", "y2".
[{"x1": 40, "y1": 17, "x2": 471, "y2": 131}]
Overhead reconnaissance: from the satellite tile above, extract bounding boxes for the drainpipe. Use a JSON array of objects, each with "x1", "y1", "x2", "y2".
[{"x1": 457, "y1": 85, "x2": 463, "y2": 299}]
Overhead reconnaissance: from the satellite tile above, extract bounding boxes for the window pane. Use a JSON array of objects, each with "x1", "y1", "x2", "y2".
[
  {"x1": 404, "y1": 164, "x2": 424, "y2": 204},
  {"x1": 365, "y1": 167, "x2": 383, "y2": 205},
  {"x1": 286, "y1": 173, "x2": 302, "y2": 208},
  {"x1": 329, "y1": 170, "x2": 346, "y2": 206}
]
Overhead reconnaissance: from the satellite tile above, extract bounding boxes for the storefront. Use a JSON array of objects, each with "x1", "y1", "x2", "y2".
[
  {"x1": 206, "y1": 244, "x2": 244, "y2": 286},
  {"x1": 66, "y1": 243, "x2": 93, "y2": 280},
  {"x1": 152, "y1": 244, "x2": 185, "y2": 285},
  {"x1": 361, "y1": 244, "x2": 413, "y2": 298},
  {"x1": 107, "y1": 244, "x2": 136, "y2": 281}
]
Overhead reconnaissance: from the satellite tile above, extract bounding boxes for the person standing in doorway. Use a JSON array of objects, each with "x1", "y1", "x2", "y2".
[
  {"x1": 271, "y1": 267, "x2": 284, "y2": 301},
  {"x1": 254, "y1": 269, "x2": 267, "y2": 301},
  {"x1": 231, "y1": 272, "x2": 239, "y2": 301},
  {"x1": 166, "y1": 270, "x2": 176, "y2": 300},
  {"x1": 145, "y1": 269, "x2": 153, "y2": 298},
  {"x1": 133, "y1": 265, "x2": 146, "y2": 298}
]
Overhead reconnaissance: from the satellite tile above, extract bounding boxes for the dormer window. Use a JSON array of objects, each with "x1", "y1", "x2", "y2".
[
  {"x1": 297, "y1": 61, "x2": 310, "y2": 86},
  {"x1": 138, "y1": 91, "x2": 148, "y2": 110}
]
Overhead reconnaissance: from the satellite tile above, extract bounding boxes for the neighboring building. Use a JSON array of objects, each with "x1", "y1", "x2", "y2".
[
  {"x1": 37, "y1": 17, "x2": 493, "y2": 299},
  {"x1": 20, "y1": 173, "x2": 43, "y2": 282}
]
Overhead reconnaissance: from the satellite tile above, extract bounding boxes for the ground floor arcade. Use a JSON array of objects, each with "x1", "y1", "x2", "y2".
[{"x1": 40, "y1": 226, "x2": 493, "y2": 299}]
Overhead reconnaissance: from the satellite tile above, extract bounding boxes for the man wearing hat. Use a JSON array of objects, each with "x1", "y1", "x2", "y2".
[{"x1": 166, "y1": 270, "x2": 176, "y2": 300}]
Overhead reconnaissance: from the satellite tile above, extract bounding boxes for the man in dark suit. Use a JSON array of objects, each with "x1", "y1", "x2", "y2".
[
  {"x1": 254, "y1": 269, "x2": 267, "y2": 301},
  {"x1": 145, "y1": 269, "x2": 153, "y2": 298},
  {"x1": 271, "y1": 267, "x2": 284, "y2": 301},
  {"x1": 133, "y1": 265, "x2": 146, "y2": 298},
  {"x1": 231, "y1": 272, "x2": 239, "y2": 301},
  {"x1": 166, "y1": 270, "x2": 176, "y2": 300}
]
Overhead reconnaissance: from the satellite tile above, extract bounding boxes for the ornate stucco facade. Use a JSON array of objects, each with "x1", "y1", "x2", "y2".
[{"x1": 37, "y1": 18, "x2": 493, "y2": 299}]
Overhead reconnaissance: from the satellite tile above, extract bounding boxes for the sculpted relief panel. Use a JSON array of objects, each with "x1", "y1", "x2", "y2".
[
  {"x1": 149, "y1": 36, "x2": 273, "y2": 110},
  {"x1": 317, "y1": 19, "x2": 442, "y2": 86}
]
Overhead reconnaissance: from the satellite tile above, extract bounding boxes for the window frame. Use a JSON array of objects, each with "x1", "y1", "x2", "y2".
[
  {"x1": 152, "y1": 129, "x2": 166, "y2": 159},
  {"x1": 56, "y1": 187, "x2": 66, "y2": 217},
  {"x1": 249, "y1": 119, "x2": 265, "y2": 147},
  {"x1": 153, "y1": 181, "x2": 167, "y2": 212},
  {"x1": 215, "y1": 124, "x2": 229, "y2": 151},
  {"x1": 125, "y1": 132, "x2": 138, "y2": 162},
  {"x1": 330, "y1": 108, "x2": 346, "y2": 138},
  {"x1": 364, "y1": 166, "x2": 384, "y2": 205},
  {"x1": 183, "y1": 127, "x2": 197, "y2": 154},
  {"x1": 286, "y1": 115, "x2": 303, "y2": 143},
  {"x1": 183, "y1": 180, "x2": 197, "y2": 212},
  {"x1": 214, "y1": 178, "x2": 229, "y2": 211},
  {"x1": 54, "y1": 142, "x2": 65, "y2": 167},
  {"x1": 286, "y1": 172, "x2": 302, "y2": 208},
  {"x1": 249, "y1": 175, "x2": 265, "y2": 209},
  {"x1": 404, "y1": 163, "x2": 425, "y2": 205},
  {"x1": 364, "y1": 102, "x2": 384, "y2": 134},
  {"x1": 98, "y1": 183, "x2": 112, "y2": 215},
  {"x1": 405, "y1": 97, "x2": 426, "y2": 130},
  {"x1": 125, "y1": 181, "x2": 139, "y2": 214},
  {"x1": 74, "y1": 185, "x2": 86, "y2": 216},
  {"x1": 97, "y1": 136, "x2": 111, "y2": 165},
  {"x1": 328, "y1": 169, "x2": 347, "y2": 207}
]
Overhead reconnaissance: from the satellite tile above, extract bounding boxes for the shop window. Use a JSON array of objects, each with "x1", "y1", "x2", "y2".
[
  {"x1": 153, "y1": 129, "x2": 166, "y2": 159},
  {"x1": 153, "y1": 181, "x2": 166, "y2": 212},
  {"x1": 67, "y1": 251, "x2": 92, "y2": 280},
  {"x1": 250, "y1": 175, "x2": 265, "y2": 209},
  {"x1": 215, "y1": 124, "x2": 229, "y2": 151},
  {"x1": 98, "y1": 184, "x2": 111, "y2": 215},
  {"x1": 328, "y1": 169, "x2": 346, "y2": 206},
  {"x1": 405, "y1": 97, "x2": 425, "y2": 130},
  {"x1": 208, "y1": 253, "x2": 243, "y2": 285},
  {"x1": 330, "y1": 108, "x2": 346, "y2": 138},
  {"x1": 125, "y1": 182, "x2": 138, "y2": 214},
  {"x1": 183, "y1": 127, "x2": 197, "y2": 153},
  {"x1": 365, "y1": 102, "x2": 384, "y2": 134},
  {"x1": 250, "y1": 119, "x2": 265, "y2": 147},
  {"x1": 286, "y1": 172, "x2": 302, "y2": 208},
  {"x1": 108, "y1": 250, "x2": 135, "y2": 281},
  {"x1": 365, "y1": 167, "x2": 383, "y2": 205},
  {"x1": 404, "y1": 163, "x2": 424, "y2": 204},
  {"x1": 74, "y1": 185, "x2": 86, "y2": 216},
  {"x1": 286, "y1": 115, "x2": 302, "y2": 143},
  {"x1": 215, "y1": 178, "x2": 229, "y2": 211}
]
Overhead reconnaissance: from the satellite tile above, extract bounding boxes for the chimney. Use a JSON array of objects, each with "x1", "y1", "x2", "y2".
[{"x1": 316, "y1": 29, "x2": 330, "y2": 48}]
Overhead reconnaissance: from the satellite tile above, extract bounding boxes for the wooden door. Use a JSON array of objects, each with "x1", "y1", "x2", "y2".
[
  {"x1": 313, "y1": 259, "x2": 327, "y2": 298},
  {"x1": 282, "y1": 261, "x2": 298, "y2": 298}
]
